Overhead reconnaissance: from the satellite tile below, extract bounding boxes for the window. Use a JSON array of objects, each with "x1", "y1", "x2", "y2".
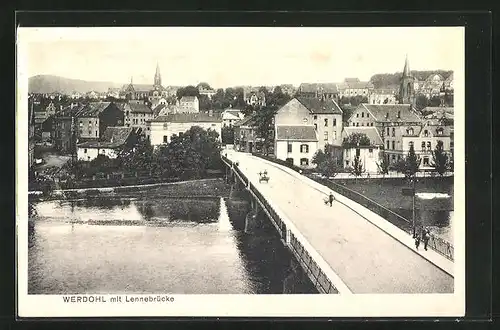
[
  {"x1": 407, "y1": 127, "x2": 414, "y2": 135},
  {"x1": 423, "y1": 157, "x2": 429, "y2": 166},
  {"x1": 314, "y1": 115, "x2": 317, "y2": 120},
  {"x1": 392, "y1": 141, "x2": 395, "y2": 150},
  {"x1": 386, "y1": 140, "x2": 390, "y2": 149},
  {"x1": 163, "y1": 135, "x2": 169, "y2": 143},
  {"x1": 437, "y1": 128, "x2": 443, "y2": 135},
  {"x1": 333, "y1": 131, "x2": 337, "y2": 140},
  {"x1": 368, "y1": 148, "x2": 373, "y2": 157},
  {"x1": 333, "y1": 118, "x2": 337, "y2": 126},
  {"x1": 356, "y1": 122, "x2": 359, "y2": 127},
  {"x1": 84, "y1": 148, "x2": 87, "y2": 153},
  {"x1": 96, "y1": 131, "x2": 98, "y2": 137},
  {"x1": 424, "y1": 129, "x2": 429, "y2": 137},
  {"x1": 300, "y1": 144, "x2": 309, "y2": 153},
  {"x1": 421, "y1": 141, "x2": 426, "y2": 151},
  {"x1": 409, "y1": 141, "x2": 414, "y2": 149},
  {"x1": 356, "y1": 113, "x2": 359, "y2": 118},
  {"x1": 88, "y1": 130, "x2": 92, "y2": 135},
  {"x1": 300, "y1": 158, "x2": 309, "y2": 166},
  {"x1": 391, "y1": 154, "x2": 395, "y2": 160},
  {"x1": 387, "y1": 127, "x2": 390, "y2": 135},
  {"x1": 366, "y1": 113, "x2": 369, "y2": 118},
  {"x1": 314, "y1": 123, "x2": 317, "y2": 130},
  {"x1": 324, "y1": 132, "x2": 328, "y2": 141},
  {"x1": 324, "y1": 119, "x2": 328, "y2": 127},
  {"x1": 361, "y1": 123, "x2": 364, "y2": 127},
  {"x1": 392, "y1": 127, "x2": 395, "y2": 137},
  {"x1": 361, "y1": 112, "x2": 365, "y2": 118},
  {"x1": 287, "y1": 143, "x2": 292, "y2": 153},
  {"x1": 303, "y1": 118, "x2": 308, "y2": 124},
  {"x1": 427, "y1": 141, "x2": 432, "y2": 151}
]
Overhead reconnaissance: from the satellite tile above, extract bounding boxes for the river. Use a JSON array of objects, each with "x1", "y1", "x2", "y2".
[{"x1": 28, "y1": 194, "x2": 317, "y2": 295}]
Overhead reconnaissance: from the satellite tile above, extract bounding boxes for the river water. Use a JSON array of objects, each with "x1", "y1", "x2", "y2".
[{"x1": 28, "y1": 195, "x2": 317, "y2": 294}]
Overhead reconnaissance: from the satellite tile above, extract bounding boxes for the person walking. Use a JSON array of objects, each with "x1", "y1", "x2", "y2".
[
  {"x1": 414, "y1": 231, "x2": 421, "y2": 250},
  {"x1": 422, "y1": 227, "x2": 430, "y2": 251},
  {"x1": 328, "y1": 192, "x2": 335, "y2": 207}
]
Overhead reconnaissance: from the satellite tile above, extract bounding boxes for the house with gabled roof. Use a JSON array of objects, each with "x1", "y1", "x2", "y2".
[
  {"x1": 76, "y1": 126, "x2": 135, "y2": 161},
  {"x1": 233, "y1": 114, "x2": 258, "y2": 153},
  {"x1": 123, "y1": 101, "x2": 153, "y2": 135},
  {"x1": 74, "y1": 102, "x2": 124, "y2": 141},
  {"x1": 297, "y1": 83, "x2": 339, "y2": 100},
  {"x1": 221, "y1": 109, "x2": 244, "y2": 127},
  {"x1": 342, "y1": 126, "x2": 384, "y2": 173},
  {"x1": 177, "y1": 96, "x2": 200, "y2": 113},
  {"x1": 273, "y1": 96, "x2": 343, "y2": 167}
]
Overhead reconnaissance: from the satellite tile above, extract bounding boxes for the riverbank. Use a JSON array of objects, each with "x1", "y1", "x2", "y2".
[{"x1": 29, "y1": 178, "x2": 232, "y2": 201}]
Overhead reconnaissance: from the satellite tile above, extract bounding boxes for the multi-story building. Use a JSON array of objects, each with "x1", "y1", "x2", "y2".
[
  {"x1": 53, "y1": 104, "x2": 84, "y2": 154},
  {"x1": 148, "y1": 112, "x2": 222, "y2": 146},
  {"x1": 369, "y1": 88, "x2": 398, "y2": 105},
  {"x1": 274, "y1": 96, "x2": 343, "y2": 167},
  {"x1": 296, "y1": 83, "x2": 339, "y2": 101},
  {"x1": 177, "y1": 96, "x2": 199, "y2": 113},
  {"x1": 221, "y1": 109, "x2": 244, "y2": 127},
  {"x1": 244, "y1": 91, "x2": 266, "y2": 107},
  {"x1": 123, "y1": 101, "x2": 153, "y2": 134},
  {"x1": 74, "y1": 102, "x2": 124, "y2": 141},
  {"x1": 198, "y1": 86, "x2": 217, "y2": 99},
  {"x1": 337, "y1": 78, "x2": 374, "y2": 98},
  {"x1": 233, "y1": 114, "x2": 258, "y2": 153}
]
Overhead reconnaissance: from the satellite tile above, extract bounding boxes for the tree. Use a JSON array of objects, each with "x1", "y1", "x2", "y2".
[
  {"x1": 352, "y1": 154, "x2": 364, "y2": 177},
  {"x1": 176, "y1": 85, "x2": 200, "y2": 99},
  {"x1": 429, "y1": 95, "x2": 441, "y2": 107},
  {"x1": 415, "y1": 94, "x2": 429, "y2": 110},
  {"x1": 268, "y1": 86, "x2": 291, "y2": 107},
  {"x1": 196, "y1": 82, "x2": 212, "y2": 90},
  {"x1": 376, "y1": 152, "x2": 390, "y2": 177},
  {"x1": 118, "y1": 139, "x2": 157, "y2": 174},
  {"x1": 431, "y1": 140, "x2": 449, "y2": 176},
  {"x1": 397, "y1": 144, "x2": 421, "y2": 179},
  {"x1": 312, "y1": 144, "x2": 340, "y2": 178},
  {"x1": 221, "y1": 126, "x2": 235, "y2": 145},
  {"x1": 342, "y1": 133, "x2": 371, "y2": 148},
  {"x1": 253, "y1": 105, "x2": 278, "y2": 156}
]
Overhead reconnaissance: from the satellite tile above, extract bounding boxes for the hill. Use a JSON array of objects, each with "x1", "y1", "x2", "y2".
[
  {"x1": 28, "y1": 75, "x2": 124, "y2": 94},
  {"x1": 370, "y1": 70, "x2": 453, "y2": 89}
]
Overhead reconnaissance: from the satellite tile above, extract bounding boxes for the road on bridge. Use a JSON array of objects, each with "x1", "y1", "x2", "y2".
[{"x1": 227, "y1": 151, "x2": 454, "y2": 294}]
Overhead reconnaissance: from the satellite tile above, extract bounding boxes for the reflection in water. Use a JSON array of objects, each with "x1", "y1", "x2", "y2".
[{"x1": 29, "y1": 196, "x2": 316, "y2": 294}]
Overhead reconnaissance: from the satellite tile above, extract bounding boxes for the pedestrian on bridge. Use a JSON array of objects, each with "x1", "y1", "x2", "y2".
[
  {"x1": 328, "y1": 192, "x2": 335, "y2": 207},
  {"x1": 414, "y1": 232, "x2": 421, "y2": 250},
  {"x1": 422, "y1": 227, "x2": 430, "y2": 251}
]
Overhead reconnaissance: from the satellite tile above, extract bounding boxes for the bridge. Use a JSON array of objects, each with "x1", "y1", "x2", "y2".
[{"x1": 221, "y1": 150, "x2": 454, "y2": 294}]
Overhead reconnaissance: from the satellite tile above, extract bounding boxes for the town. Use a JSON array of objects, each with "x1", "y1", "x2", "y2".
[
  {"x1": 27, "y1": 54, "x2": 455, "y2": 296},
  {"x1": 28, "y1": 56, "x2": 454, "y2": 191}
]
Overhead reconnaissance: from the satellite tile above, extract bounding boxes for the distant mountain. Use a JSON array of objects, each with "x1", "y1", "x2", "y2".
[{"x1": 28, "y1": 75, "x2": 124, "y2": 94}]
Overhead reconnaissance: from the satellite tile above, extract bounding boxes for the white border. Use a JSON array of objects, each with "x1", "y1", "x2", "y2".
[{"x1": 16, "y1": 27, "x2": 465, "y2": 318}]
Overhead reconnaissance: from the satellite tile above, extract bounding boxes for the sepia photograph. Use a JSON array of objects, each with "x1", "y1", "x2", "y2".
[{"x1": 16, "y1": 26, "x2": 465, "y2": 317}]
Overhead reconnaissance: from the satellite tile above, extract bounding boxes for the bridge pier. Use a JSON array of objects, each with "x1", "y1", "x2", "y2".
[{"x1": 244, "y1": 198, "x2": 262, "y2": 234}]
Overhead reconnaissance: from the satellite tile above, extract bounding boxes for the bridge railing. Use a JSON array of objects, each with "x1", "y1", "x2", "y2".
[{"x1": 310, "y1": 176, "x2": 454, "y2": 261}]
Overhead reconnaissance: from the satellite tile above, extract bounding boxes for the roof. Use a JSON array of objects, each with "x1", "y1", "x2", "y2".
[
  {"x1": 338, "y1": 81, "x2": 374, "y2": 90},
  {"x1": 77, "y1": 126, "x2": 134, "y2": 149},
  {"x1": 296, "y1": 97, "x2": 343, "y2": 115},
  {"x1": 121, "y1": 83, "x2": 156, "y2": 92},
  {"x1": 152, "y1": 112, "x2": 221, "y2": 123},
  {"x1": 222, "y1": 109, "x2": 243, "y2": 120},
  {"x1": 276, "y1": 125, "x2": 317, "y2": 142},
  {"x1": 359, "y1": 104, "x2": 421, "y2": 122},
  {"x1": 34, "y1": 112, "x2": 50, "y2": 124},
  {"x1": 75, "y1": 102, "x2": 113, "y2": 117},
  {"x1": 371, "y1": 88, "x2": 397, "y2": 95},
  {"x1": 343, "y1": 127, "x2": 384, "y2": 146},
  {"x1": 399, "y1": 125, "x2": 423, "y2": 137},
  {"x1": 152, "y1": 104, "x2": 167, "y2": 117},
  {"x1": 127, "y1": 102, "x2": 152, "y2": 114},
  {"x1": 180, "y1": 96, "x2": 198, "y2": 102},
  {"x1": 298, "y1": 83, "x2": 338, "y2": 94},
  {"x1": 233, "y1": 114, "x2": 256, "y2": 128}
]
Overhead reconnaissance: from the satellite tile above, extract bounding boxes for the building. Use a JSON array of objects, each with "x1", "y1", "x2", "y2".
[
  {"x1": 233, "y1": 115, "x2": 258, "y2": 153},
  {"x1": 399, "y1": 56, "x2": 416, "y2": 105},
  {"x1": 177, "y1": 96, "x2": 200, "y2": 113},
  {"x1": 74, "y1": 102, "x2": 124, "y2": 141},
  {"x1": 275, "y1": 126, "x2": 318, "y2": 168},
  {"x1": 123, "y1": 101, "x2": 153, "y2": 134},
  {"x1": 296, "y1": 83, "x2": 339, "y2": 100},
  {"x1": 198, "y1": 86, "x2": 217, "y2": 99},
  {"x1": 337, "y1": 78, "x2": 374, "y2": 98},
  {"x1": 53, "y1": 104, "x2": 84, "y2": 154},
  {"x1": 369, "y1": 88, "x2": 398, "y2": 105},
  {"x1": 121, "y1": 63, "x2": 167, "y2": 101},
  {"x1": 221, "y1": 109, "x2": 244, "y2": 127},
  {"x1": 148, "y1": 112, "x2": 222, "y2": 146},
  {"x1": 279, "y1": 84, "x2": 297, "y2": 96},
  {"x1": 274, "y1": 97, "x2": 343, "y2": 167},
  {"x1": 244, "y1": 90, "x2": 266, "y2": 107},
  {"x1": 347, "y1": 103, "x2": 425, "y2": 165},
  {"x1": 77, "y1": 126, "x2": 135, "y2": 161},
  {"x1": 342, "y1": 126, "x2": 384, "y2": 173}
]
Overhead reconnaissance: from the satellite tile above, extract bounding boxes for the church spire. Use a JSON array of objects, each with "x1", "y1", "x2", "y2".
[
  {"x1": 154, "y1": 62, "x2": 162, "y2": 87},
  {"x1": 402, "y1": 54, "x2": 411, "y2": 77}
]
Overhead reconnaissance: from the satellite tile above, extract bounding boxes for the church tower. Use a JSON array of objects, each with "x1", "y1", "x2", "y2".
[
  {"x1": 154, "y1": 62, "x2": 162, "y2": 89},
  {"x1": 399, "y1": 55, "x2": 415, "y2": 105}
]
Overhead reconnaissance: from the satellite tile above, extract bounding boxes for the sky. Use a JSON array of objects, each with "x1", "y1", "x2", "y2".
[{"x1": 18, "y1": 27, "x2": 464, "y2": 89}]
